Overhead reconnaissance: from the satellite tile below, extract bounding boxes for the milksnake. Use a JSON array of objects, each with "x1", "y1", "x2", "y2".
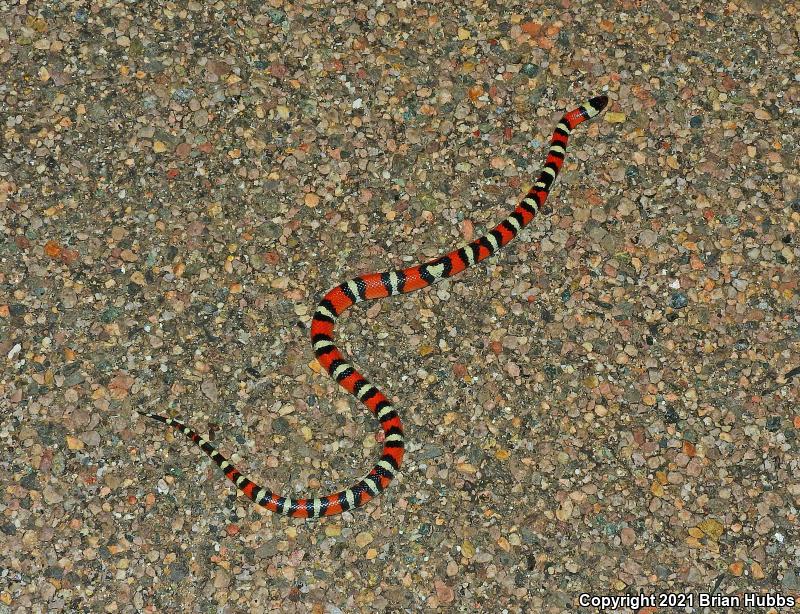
[{"x1": 139, "y1": 95, "x2": 609, "y2": 518}]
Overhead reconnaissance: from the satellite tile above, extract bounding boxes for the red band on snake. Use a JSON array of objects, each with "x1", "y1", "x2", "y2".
[{"x1": 139, "y1": 95, "x2": 609, "y2": 518}]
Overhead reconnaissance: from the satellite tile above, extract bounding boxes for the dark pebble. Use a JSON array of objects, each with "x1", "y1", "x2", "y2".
[
  {"x1": 172, "y1": 88, "x2": 194, "y2": 102},
  {"x1": 766, "y1": 416, "x2": 781, "y2": 432},
  {"x1": 272, "y1": 417, "x2": 291, "y2": 435},
  {"x1": 9, "y1": 304, "x2": 26, "y2": 316},
  {"x1": 521, "y1": 529, "x2": 539, "y2": 545},
  {"x1": 521, "y1": 63, "x2": 539, "y2": 77},
  {"x1": 64, "y1": 372, "x2": 85, "y2": 387},
  {"x1": 45, "y1": 566, "x2": 64, "y2": 579},
  {"x1": 267, "y1": 8, "x2": 286, "y2": 23},
  {"x1": 20, "y1": 471, "x2": 40, "y2": 490},
  {"x1": 543, "y1": 364, "x2": 560, "y2": 379},
  {"x1": 169, "y1": 563, "x2": 189, "y2": 581},
  {"x1": 734, "y1": 339, "x2": 748, "y2": 351},
  {"x1": 782, "y1": 569, "x2": 800, "y2": 592},
  {"x1": 664, "y1": 406, "x2": 680, "y2": 423},
  {"x1": 100, "y1": 307, "x2": 120, "y2": 323},
  {"x1": 95, "y1": 360, "x2": 112, "y2": 373},
  {"x1": 690, "y1": 116, "x2": 703, "y2": 128},
  {"x1": 670, "y1": 292, "x2": 689, "y2": 309},
  {"x1": 143, "y1": 61, "x2": 165, "y2": 74}
]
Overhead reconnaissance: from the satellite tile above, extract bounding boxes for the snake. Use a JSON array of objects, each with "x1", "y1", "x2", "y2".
[{"x1": 138, "y1": 95, "x2": 609, "y2": 518}]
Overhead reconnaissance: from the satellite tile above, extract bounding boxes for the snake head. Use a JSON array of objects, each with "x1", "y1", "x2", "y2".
[{"x1": 588, "y1": 95, "x2": 609, "y2": 113}]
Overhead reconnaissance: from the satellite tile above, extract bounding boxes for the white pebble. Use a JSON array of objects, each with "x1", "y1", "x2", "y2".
[{"x1": 7, "y1": 343, "x2": 21, "y2": 359}]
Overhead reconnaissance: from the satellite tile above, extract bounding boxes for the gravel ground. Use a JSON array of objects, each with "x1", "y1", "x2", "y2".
[{"x1": 1, "y1": 1, "x2": 799, "y2": 612}]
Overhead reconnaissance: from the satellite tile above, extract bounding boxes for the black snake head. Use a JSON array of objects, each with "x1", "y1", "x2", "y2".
[{"x1": 589, "y1": 95, "x2": 609, "y2": 112}]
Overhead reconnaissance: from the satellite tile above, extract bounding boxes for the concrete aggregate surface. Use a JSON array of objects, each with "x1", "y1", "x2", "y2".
[{"x1": 1, "y1": 0, "x2": 798, "y2": 612}]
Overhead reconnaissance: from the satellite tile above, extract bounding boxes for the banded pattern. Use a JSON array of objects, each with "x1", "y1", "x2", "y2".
[{"x1": 139, "y1": 95, "x2": 609, "y2": 518}]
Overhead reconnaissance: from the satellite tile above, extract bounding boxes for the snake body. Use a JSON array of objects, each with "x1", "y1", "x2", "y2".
[{"x1": 139, "y1": 95, "x2": 609, "y2": 518}]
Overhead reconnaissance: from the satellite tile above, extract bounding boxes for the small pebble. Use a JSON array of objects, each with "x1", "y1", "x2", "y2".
[{"x1": 670, "y1": 292, "x2": 689, "y2": 309}]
